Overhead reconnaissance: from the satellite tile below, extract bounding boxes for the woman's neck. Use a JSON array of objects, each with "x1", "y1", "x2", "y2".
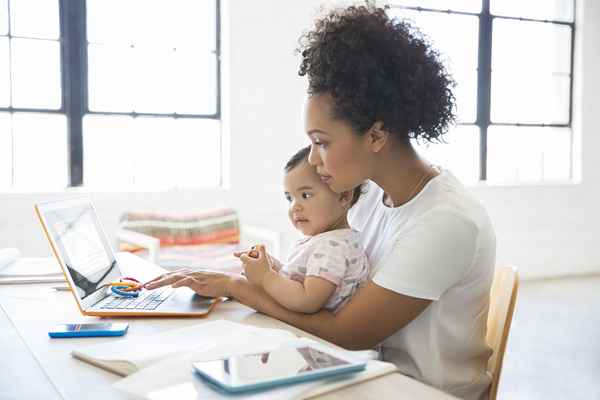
[
  {"x1": 371, "y1": 142, "x2": 438, "y2": 207},
  {"x1": 325, "y1": 213, "x2": 350, "y2": 232}
]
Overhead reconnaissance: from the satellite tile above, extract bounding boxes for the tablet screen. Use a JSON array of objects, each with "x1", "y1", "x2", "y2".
[{"x1": 193, "y1": 346, "x2": 359, "y2": 391}]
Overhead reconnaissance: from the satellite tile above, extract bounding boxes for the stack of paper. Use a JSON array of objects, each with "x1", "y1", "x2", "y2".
[
  {"x1": 71, "y1": 320, "x2": 396, "y2": 400},
  {"x1": 115, "y1": 338, "x2": 396, "y2": 400},
  {"x1": 0, "y1": 249, "x2": 65, "y2": 285},
  {"x1": 72, "y1": 320, "x2": 295, "y2": 376}
]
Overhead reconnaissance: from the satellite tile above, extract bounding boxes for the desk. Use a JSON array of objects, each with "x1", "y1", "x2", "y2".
[{"x1": 0, "y1": 282, "x2": 457, "y2": 400}]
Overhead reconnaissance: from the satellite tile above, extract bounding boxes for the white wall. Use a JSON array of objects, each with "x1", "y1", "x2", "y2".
[{"x1": 0, "y1": 0, "x2": 598, "y2": 279}]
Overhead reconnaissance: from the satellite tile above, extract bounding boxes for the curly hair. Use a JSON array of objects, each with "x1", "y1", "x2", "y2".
[
  {"x1": 285, "y1": 145, "x2": 363, "y2": 207},
  {"x1": 297, "y1": 2, "x2": 456, "y2": 143}
]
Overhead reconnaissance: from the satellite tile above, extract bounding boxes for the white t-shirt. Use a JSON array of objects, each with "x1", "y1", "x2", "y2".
[{"x1": 349, "y1": 168, "x2": 495, "y2": 400}]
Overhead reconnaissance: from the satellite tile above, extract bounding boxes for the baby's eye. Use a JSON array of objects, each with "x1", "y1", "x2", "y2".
[
  {"x1": 284, "y1": 194, "x2": 292, "y2": 202},
  {"x1": 302, "y1": 192, "x2": 313, "y2": 199}
]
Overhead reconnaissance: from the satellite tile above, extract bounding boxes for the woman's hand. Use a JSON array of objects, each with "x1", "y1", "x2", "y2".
[
  {"x1": 238, "y1": 245, "x2": 272, "y2": 286},
  {"x1": 143, "y1": 268, "x2": 239, "y2": 298}
]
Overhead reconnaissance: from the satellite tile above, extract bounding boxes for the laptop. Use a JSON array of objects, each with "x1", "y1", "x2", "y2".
[{"x1": 35, "y1": 197, "x2": 223, "y2": 317}]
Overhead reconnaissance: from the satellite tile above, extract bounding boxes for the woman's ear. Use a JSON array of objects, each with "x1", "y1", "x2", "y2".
[{"x1": 367, "y1": 121, "x2": 389, "y2": 153}]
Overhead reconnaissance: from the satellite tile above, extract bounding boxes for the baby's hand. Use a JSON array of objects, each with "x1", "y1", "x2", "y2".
[
  {"x1": 233, "y1": 245, "x2": 260, "y2": 259},
  {"x1": 239, "y1": 245, "x2": 270, "y2": 286},
  {"x1": 247, "y1": 246, "x2": 260, "y2": 259}
]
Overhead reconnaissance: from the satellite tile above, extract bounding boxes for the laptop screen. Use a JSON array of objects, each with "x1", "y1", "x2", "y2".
[{"x1": 40, "y1": 200, "x2": 120, "y2": 302}]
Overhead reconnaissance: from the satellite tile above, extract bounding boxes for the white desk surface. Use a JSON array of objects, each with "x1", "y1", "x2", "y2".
[{"x1": 0, "y1": 281, "x2": 457, "y2": 400}]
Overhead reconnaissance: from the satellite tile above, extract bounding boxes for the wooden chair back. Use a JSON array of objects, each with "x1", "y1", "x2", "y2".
[{"x1": 486, "y1": 265, "x2": 519, "y2": 400}]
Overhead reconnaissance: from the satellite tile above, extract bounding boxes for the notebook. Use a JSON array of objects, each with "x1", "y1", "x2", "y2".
[
  {"x1": 0, "y1": 254, "x2": 65, "y2": 285},
  {"x1": 35, "y1": 197, "x2": 224, "y2": 317},
  {"x1": 71, "y1": 319, "x2": 397, "y2": 400},
  {"x1": 112, "y1": 333, "x2": 396, "y2": 400},
  {"x1": 71, "y1": 320, "x2": 297, "y2": 376}
]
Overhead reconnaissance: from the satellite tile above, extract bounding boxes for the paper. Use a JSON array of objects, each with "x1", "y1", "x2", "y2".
[
  {"x1": 0, "y1": 256, "x2": 65, "y2": 284},
  {"x1": 113, "y1": 337, "x2": 396, "y2": 400},
  {"x1": 0, "y1": 248, "x2": 21, "y2": 272},
  {"x1": 72, "y1": 320, "x2": 298, "y2": 376}
]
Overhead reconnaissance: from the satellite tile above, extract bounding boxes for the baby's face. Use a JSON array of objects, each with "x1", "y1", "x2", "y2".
[{"x1": 284, "y1": 160, "x2": 347, "y2": 236}]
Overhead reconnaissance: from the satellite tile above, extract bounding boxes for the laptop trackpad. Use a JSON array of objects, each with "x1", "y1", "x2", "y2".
[{"x1": 161, "y1": 287, "x2": 215, "y2": 312}]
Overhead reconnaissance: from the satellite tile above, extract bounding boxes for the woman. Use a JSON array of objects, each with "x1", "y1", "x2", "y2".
[{"x1": 145, "y1": 4, "x2": 495, "y2": 399}]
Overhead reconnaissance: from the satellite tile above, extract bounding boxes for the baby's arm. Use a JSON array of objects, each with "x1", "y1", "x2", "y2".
[
  {"x1": 266, "y1": 254, "x2": 283, "y2": 272},
  {"x1": 241, "y1": 245, "x2": 337, "y2": 313},
  {"x1": 262, "y1": 272, "x2": 336, "y2": 314}
]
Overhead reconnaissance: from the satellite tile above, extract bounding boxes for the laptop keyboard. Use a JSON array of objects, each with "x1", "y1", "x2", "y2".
[{"x1": 100, "y1": 287, "x2": 173, "y2": 310}]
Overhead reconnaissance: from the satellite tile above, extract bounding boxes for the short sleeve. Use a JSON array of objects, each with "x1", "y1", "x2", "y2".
[
  {"x1": 373, "y1": 209, "x2": 478, "y2": 301},
  {"x1": 304, "y1": 238, "x2": 349, "y2": 286}
]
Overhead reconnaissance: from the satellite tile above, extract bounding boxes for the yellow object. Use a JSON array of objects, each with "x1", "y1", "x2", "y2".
[{"x1": 109, "y1": 282, "x2": 138, "y2": 288}]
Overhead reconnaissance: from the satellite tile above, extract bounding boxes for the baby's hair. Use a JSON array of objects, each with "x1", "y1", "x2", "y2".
[{"x1": 284, "y1": 145, "x2": 363, "y2": 207}]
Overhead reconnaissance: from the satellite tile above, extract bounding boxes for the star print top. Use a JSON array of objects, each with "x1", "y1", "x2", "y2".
[{"x1": 279, "y1": 228, "x2": 370, "y2": 313}]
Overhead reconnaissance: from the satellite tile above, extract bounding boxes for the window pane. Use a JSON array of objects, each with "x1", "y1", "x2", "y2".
[
  {"x1": 491, "y1": 20, "x2": 571, "y2": 124},
  {"x1": 87, "y1": 43, "x2": 134, "y2": 112},
  {"x1": 492, "y1": 72, "x2": 570, "y2": 124},
  {"x1": 487, "y1": 126, "x2": 571, "y2": 183},
  {"x1": 0, "y1": 0, "x2": 8, "y2": 35},
  {"x1": 86, "y1": 0, "x2": 135, "y2": 44},
  {"x1": 84, "y1": 116, "x2": 221, "y2": 189},
  {"x1": 87, "y1": 0, "x2": 216, "y2": 50},
  {"x1": 83, "y1": 115, "x2": 135, "y2": 188},
  {"x1": 12, "y1": 113, "x2": 67, "y2": 189},
  {"x1": 89, "y1": 43, "x2": 218, "y2": 115},
  {"x1": 169, "y1": 0, "x2": 217, "y2": 49},
  {"x1": 131, "y1": 117, "x2": 221, "y2": 188},
  {"x1": 11, "y1": 38, "x2": 61, "y2": 109},
  {"x1": 10, "y1": 0, "x2": 59, "y2": 39},
  {"x1": 389, "y1": 0, "x2": 481, "y2": 13},
  {"x1": 491, "y1": 0, "x2": 574, "y2": 22},
  {"x1": 0, "y1": 113, "x2": 11, "y2": 188},
  {"x1": 130, "y1": 44, "x2": 176, "y2": 113},
  {"x1": 172, "y1": 50, "x2": 218, "y2": 114},
  {"x1": 129, "y1": 45, "x2": 217, "y2": 115},
  {"x1": 413, "y1": 125, "x2": 480, "y2": 184},
  {"x1": 0, "y1": 37, "x2": 9, "y2": 107},
  {"x1": 388, "y1": 9, "x2": 478, "y2": 123}
]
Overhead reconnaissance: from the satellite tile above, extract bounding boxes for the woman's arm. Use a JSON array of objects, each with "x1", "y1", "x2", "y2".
[
  {"x1": 261, "y1": 271, "x2": 336, "y2": 313},
  {"x1": 143, "y1": 269, "x2": 431, "y2": 350},
  {"x1": 227, "y1": 276, "x2": 431, "y2": 350}
]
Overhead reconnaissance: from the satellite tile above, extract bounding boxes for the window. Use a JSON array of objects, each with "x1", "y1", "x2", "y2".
[
  {"x1": 0, "y1": 0, "x2": 221, "y2": 190},
  {"x1": 389, "y1": 0, "x2": 575, "y2": 184}
]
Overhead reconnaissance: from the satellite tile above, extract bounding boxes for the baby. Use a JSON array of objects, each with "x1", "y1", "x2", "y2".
[{"x1": 239, "y1": 146, "x2": 369, "y2": 314}]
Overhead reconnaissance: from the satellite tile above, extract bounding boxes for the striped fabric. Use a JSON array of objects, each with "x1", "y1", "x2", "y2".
[{"x1": 118, "y1": 208, "x2": 240, "y2": 252}]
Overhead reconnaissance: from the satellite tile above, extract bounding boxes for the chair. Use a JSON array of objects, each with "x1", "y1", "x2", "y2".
[
  {"x1": 116, "y1": 208, "x2": 281, "y2": 273},
  {"x1": 486, "y1": 265, "x2": 519, "y2": 400}
]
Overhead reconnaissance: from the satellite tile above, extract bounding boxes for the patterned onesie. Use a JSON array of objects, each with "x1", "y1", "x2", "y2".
[{"x1": 277, "y1": 228, "x2": 370, "y2": 313}]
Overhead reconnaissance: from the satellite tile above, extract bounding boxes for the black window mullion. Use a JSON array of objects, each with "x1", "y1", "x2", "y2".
[
  {"x1": 476, "y1": 0, "x2": 492, "y2": 181},
  {"x1": 215, "y1": 0, "x2": 221, "y2": 120},
  {"x1": 59, "y1": 0, "x2": 86, "y2": 187},
  {"x1": 568, "y1": 4, "x2": 576, "y2": 126}
]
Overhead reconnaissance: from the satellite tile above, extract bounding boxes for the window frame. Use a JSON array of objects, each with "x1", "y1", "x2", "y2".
[
  {"x1": 390, "y1": 0, "x2": 576, "y2": 181},
  {"x1": 0, "y1": 0, "x2": 222, "y2": 187}
]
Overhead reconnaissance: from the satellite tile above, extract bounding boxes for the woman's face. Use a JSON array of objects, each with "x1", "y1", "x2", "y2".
[{"x1": 304, "y1": 94, "x2": 371, "y2": 193}]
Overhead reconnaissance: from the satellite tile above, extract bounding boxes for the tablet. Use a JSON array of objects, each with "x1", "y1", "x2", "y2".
[{"x1": 192, "y1": 344, "x2": 366, "y2": 393}]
